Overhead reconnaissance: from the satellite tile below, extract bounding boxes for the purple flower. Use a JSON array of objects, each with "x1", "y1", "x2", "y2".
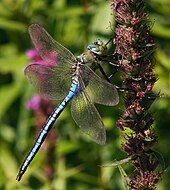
[
  {"x1": 111, "y1": 0, "x2": 162, "y2": 188},
  {"x1": 25, "y1": 95, "x2": 41, "y2": 111},
  {"x1": 25, "y1": 48, "x2": 57, "y2": 111},
  {"x1": 26, "y1": 49, "x2": 45, "y2": 65},
  {"x1": 26, "y1": 49, "x2": 57, "y2": 67}
]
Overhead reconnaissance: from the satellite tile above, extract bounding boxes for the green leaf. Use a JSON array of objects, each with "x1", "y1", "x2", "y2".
[
  {"x1": 152, "y1": 150, "x2": 165, "y2": 172},
  {"x1": 101, "y1": 157, "x2": 131, "y2": 167},
  {"x1": 0, "y1": 82, "x2": 23, "y2": 119},
  {"x1": 0, "y1": 18, "x2": 26, "y2": 32},
  {"x1": 90, "y1": 2, "x2": 113, "y2": 41},
  {"x1": 0, "y1": 124, "x2": 15, "y2": 143},
  {"x1": 0, "y1": 145, "x2": 18, "y2": 180},
  {"x1": 57, "y1": 140, "x2": 80, "y2": 156},
  {"x1": 165, "y1": 165, "x2": 170, "y2": 173},
  {"x1": 118, "y1": 165, "x2": 130, "y2": 190}
]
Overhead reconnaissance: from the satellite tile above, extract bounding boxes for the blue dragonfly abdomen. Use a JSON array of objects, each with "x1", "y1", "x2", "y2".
[
  {"x1": 16, "y1": 24, "x2": 119, "y2": 181},
  {"x1": 16, "y1": 77, "x2": 78, "y2": 181}
]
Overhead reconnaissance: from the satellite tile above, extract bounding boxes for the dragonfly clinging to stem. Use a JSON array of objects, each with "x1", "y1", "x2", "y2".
[{"x1": 16, "y1": 24, "x2": 119, "y2": 181}]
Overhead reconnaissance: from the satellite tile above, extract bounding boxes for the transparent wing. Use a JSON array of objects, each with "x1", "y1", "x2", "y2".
[
  {"x1": 25, "y1": 63, "x2": 73, "y2": 100},
  {"x1": 28, "y1": 24, "x2": 75, "y2": 66},
  {"x1": 71, "y1": 80, "x2": 106, "y2": 145},
  {"x1": 26, "y1": 24, "x2": 77, "y2": 100},
  {"x1": 80, "y1": 65, "x2": 119, "y2": 106}
]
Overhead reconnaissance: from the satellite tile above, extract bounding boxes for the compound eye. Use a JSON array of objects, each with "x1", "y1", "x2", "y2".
[
  {"x1": 94, "y1": 39, "x2": 102, "y2": 45},
  {"x1": 95, "y1": 39, "x2": 102, "y2": 45}
]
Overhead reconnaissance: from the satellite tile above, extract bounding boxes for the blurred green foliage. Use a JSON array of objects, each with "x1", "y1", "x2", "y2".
[{"x1": 0, "y1": 0, "x2": 170, "y2": 189}]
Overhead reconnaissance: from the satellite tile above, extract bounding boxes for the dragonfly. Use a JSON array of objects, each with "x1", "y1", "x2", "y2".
[{"x1": 16, "y1": 24, "x2": 119, "y2": 181}]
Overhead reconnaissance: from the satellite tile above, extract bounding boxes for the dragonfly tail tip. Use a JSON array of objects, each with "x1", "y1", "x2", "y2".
[{"x1": 16, "y1": 172, "x2": 23, "y2": 182}]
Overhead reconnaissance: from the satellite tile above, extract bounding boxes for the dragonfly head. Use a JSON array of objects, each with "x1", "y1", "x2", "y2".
[{"x1": 87, "y1": 39, "x2": 107, "y2": 55}]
